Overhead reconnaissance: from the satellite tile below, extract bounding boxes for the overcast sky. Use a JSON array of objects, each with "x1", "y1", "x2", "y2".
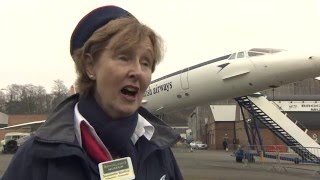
[{"x1": 0, "y1": 0, "x2": 319, "y2": 92}]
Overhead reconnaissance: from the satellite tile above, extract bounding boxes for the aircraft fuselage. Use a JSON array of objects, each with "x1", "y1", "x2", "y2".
[{"x1": 143, "y1": 48, "x2": 320, "y2": 114}]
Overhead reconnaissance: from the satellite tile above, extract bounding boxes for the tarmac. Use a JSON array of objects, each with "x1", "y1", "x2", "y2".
[
  {"x1": 174, "y1": 148, "x2": 320, "y2": 180},
  {"x1": 1, "y1": 147, "x2": 320, "y2": 179}
]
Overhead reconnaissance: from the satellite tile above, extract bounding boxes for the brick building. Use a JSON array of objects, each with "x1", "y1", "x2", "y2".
[
  {"x1": 188, "y1": 78, "x2": 320, "y2": 150},
  {"x1": 0, "y1": 112, "x2": 8, "y2": 128},
  {"x1": 0, "y1": 114, "x2": 47, "y2": 140}
]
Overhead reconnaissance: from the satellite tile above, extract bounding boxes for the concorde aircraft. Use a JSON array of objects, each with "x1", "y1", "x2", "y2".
[
  {"x1": 142, "y1": 48, "x2": 320, "y2": 115},
  {"x1": 1, "y1": 48, "x2": 320, "y2": 130}
]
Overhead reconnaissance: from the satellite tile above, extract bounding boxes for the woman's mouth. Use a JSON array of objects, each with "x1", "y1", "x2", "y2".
[{"x1": 121, "y1": 86, "x2": 139, "y2": 100}]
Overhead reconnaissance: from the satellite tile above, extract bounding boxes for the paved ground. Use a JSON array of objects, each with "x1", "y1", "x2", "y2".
[
  {"x1": 0, "y1": 153, "x2": 12, "y2": 177},
  {"x1": 1, "y1": 148, "x2": 320, "y2": 179},
  {"x1": 173, "y1": 148, "x2": 320, "y2": 180}
]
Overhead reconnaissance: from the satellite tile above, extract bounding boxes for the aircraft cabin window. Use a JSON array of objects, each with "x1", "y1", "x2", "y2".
[
  {"x1": 237, "y1": 52, "x2": 245, "y2": 58},
  {"x1": 228, "y1": 53, "x2": 236, "y2": 60}
]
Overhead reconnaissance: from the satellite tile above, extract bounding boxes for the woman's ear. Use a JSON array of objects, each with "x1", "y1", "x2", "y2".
[{"x1": 84, "y1": 53, "x2": 96, "y2": 80}]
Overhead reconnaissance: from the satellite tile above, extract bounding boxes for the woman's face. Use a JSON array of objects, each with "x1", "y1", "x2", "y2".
[{"x1": 87, "y1": 37, "x2": 154, "y2": 119}]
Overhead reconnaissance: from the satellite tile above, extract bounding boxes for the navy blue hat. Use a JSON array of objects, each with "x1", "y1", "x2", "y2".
[{"x1": 70, "y1": 5, "x2": 133, "y2": 55}]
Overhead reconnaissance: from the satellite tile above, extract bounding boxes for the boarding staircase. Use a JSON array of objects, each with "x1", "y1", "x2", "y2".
[{"x1": 235, "y1": 93, "x2": 320, "y2": 163}]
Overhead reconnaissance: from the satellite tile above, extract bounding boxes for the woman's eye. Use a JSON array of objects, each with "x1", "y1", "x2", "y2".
[
  {"x1": 142, "y1": 61, "x2": 150, "y2": 67},
  {"x1": 118, "y1": 55, "x2": 129, "y2": 61},
  {"x1": 141, "y1": 58, "x2": 152, "y2": 68}
]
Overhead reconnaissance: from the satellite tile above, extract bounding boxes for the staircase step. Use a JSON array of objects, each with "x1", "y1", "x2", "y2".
[{"x1": 236, "y1": 96, "x2": 319, "y2": 162}]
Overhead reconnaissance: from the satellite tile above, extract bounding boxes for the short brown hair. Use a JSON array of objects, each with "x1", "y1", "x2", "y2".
[{"x1": 72, "y1": 17, "x2": 163, "y2": 94}]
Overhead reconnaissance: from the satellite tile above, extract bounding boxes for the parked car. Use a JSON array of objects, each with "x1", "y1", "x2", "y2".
[
  {"x1": 1, "y1": 132, "x2": 30, "y2": 153},
  {"x1": 16, "y1": 133, "x2": 31, "y2": 147},
  {"x1": 190, "y1": 141, "x2": 208, "y2": 150},
  {"x1": 185, "y1": 138, "x2": 194, "y2": 144}
]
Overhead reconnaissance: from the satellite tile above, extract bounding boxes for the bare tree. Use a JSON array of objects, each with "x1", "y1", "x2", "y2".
[
  {"x1": 51, "y1": 79, "x2": 69, "y2": 109},
  {"x1": 6, "y1": 84, "x2": 25, "y2": 114},
  {"x1": 1, "y1": 80, "x2": 69, "y2": 114},
  {"x1": 34, "y1": 86, "x2": 48, "y2": 113},
  {"x1": 0, "y1": 90, "x2": 6, "y2": 112}
]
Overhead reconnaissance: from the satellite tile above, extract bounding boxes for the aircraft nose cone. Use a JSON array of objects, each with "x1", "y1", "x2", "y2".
[
  {"x1": 305, "y1": 48, "x2": 320, "y2": 62},
  {"x1": 309, "y1": 49, "x2": 320, "y2": 59},
  {"x1": 310, "y1": 54, "x2": 320, "y2": 63},
  {"x1": 308, "y1": 56, "x2": 320, "y2": 60},
  {"x1": 309, "y1": 54, "x2": 320, "y2": 59},
  {"x1": 309, "y1": 55, "x2": 320, "y2": 76}
]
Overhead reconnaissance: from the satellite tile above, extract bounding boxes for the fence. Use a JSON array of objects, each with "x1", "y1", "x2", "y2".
[{"x1": 233, "y1": 145, "x2": 320, "y2": 176}]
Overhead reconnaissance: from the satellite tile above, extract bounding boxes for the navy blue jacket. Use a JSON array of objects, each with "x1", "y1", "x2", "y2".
[{"x1": 1, "y1": 95, "x2": 183, "y2": 180}]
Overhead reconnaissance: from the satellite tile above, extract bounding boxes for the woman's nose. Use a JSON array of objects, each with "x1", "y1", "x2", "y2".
[{"x1": 128, "y1": 60, "x2": 143, "y2": 79}]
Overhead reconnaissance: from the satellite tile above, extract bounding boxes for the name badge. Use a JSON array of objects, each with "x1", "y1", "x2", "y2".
[{"x1": 98, "y1": 157, "x2": 135, "y2": 180}]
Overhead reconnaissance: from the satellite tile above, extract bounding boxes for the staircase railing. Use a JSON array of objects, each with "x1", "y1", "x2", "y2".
[{"x1": 235, "y1": 95, "x2": 319, "y2": 163}]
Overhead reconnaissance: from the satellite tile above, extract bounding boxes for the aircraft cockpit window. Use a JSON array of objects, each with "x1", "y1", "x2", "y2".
[
  {"x1": 268, "y1": 49, "x2": 284, "y2": 53},
  {"x1": 249, "y1": 48, "x2": 270, "y2": 53},
  {"x1": 248, "y1": 48, "x2": 284, "y2": 54},
  {"x1": 228, "y1": 53, "x2": 236, "y2": 60},
  {"x1": 247, "y1": 48, "x2": 284, "y2": 57},
  {"x1": 248, "y1": 51, "x2": 264, "y2": 57},
  {"x1": 237, "y1": 52, "x2": 245, "y2": 58}
]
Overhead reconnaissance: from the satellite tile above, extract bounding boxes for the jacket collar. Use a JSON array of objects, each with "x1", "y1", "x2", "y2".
[
  {"x1": 35, "y1": 94, "x2": 180, "y2": 150},
  {"x1": 35, "y1": 94, "x2": 79, "y2": 145},
  {"x1": 138, "y1": 107, "x2": 181, "y2": 148}
]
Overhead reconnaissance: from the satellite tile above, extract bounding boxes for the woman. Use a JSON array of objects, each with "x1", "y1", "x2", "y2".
[{"x1": 2, "y1": 5, "x2": 183, "y2": 180}]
